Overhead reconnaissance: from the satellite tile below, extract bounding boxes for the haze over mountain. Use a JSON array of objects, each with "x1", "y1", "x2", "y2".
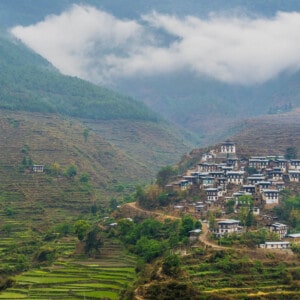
[{"x1": 5, "y1": 0, "x2": 300, "y2": 145}]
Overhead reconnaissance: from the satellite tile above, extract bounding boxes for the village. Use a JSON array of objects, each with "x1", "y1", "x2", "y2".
[{"x1": 165, "y1": 141, "x2": 300, "y2": 250}]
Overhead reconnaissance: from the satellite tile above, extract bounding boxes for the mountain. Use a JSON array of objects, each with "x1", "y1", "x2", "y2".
[
  {"x1": 177, "y1": 109, "x2": 300, "y2": 172},
  {"x1": 3, "y1": 1, "x2": 300, "y2": 145},
  {"x1": 0, "y1": 32, "x2": 197, "y2": 180}
]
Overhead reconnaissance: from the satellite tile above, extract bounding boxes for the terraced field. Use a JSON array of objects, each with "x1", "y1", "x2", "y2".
[
  {"x1": 0, "y1": 239, "x2": 136, "y2": 299},
  {"x1": 182, "y1": 248, "x2": 300, "y2": 299}
]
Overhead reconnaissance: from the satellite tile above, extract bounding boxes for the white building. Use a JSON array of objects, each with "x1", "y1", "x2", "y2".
[
  {"x1": 259, "y1": 241, "x2": 290, "y2": 249},
  {"x1": 214, "y1": 219, "x2": 242, "y2": 237},
  {"x1": 262, "y1": 189, "x2": 279, "y2": 205}
]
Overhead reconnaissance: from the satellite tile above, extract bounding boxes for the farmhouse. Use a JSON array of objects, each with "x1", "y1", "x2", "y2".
[
  {"x1": 205, "y1": 188, "x2": 219, "y2": 202},
  {"x1": 259, "y1": 241, "x2": 290, "y2": 249},
  {"x1": 289, "y1": 171, "x2": 300, "y2": 182},
  {"x1": 269, "y1": 222, "x2": 288, "y2": 239},
  {"x1": 249, "y1": 157, "x2": 269, "y2": 170},
  {"x1": 220, "y1": 141, "x2": 236, "y2": 154},
  {"x1": 289, "y1": 159, "x2": 300, "y2": 170},
  {"x1": 227, "y1": 171, "x2": 244, "y2": 185},
  {"x1": 214, "y1": 219, "x2": 241, "y2": 237},
  {"x1": 32, "y1": 165, "x2": 44, "y2": 173},
  {"x1": 262, "y1": 189, "x2": 279, "y2": 205}
]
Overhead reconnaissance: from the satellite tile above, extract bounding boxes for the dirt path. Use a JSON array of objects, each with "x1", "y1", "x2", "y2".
[
  {"x1": 123, "y1": 202, "x2": 227, "y2": 249},
  {"x1": 123, "y1": 202, "x2": 179, "y2": 221},
  {"x1": 199, "y1": 223, "x2": 228, "y2": 250}
]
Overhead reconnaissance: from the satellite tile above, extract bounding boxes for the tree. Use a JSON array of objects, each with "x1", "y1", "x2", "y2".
[
  {"x1": 84, "y1": 227, "x2": 103, "y2": 256},
  {"x1": 74, "y1": 220, "x2": 90, "y2": 241},
  {"x1": 156, "y1": 166, "x2": 178, "y2": 188},
  {"x1": 285, "y1": 147, "x2": 297, "y2": 159},
  {"x1": 65, "y1": 164, "x2": 77, "y2": 178},
  {"x1": 83, "y1": 128, "x2": 89, "y2": 142},
  {"x1": 180, "y1": 215, "x2": 195, "y2": 238},
  {"x1": 79, "y1": 173, "x2": 90, "y2": 183},
  {"x1": 226, "y1": 199, "x2": 236, "y2": 214},
  {"x1": 162, "y1": 254, "x2": 181, "y2": 276},
  {"x1": 245, "y1": 210, "x2": 254, "y2": 228}
]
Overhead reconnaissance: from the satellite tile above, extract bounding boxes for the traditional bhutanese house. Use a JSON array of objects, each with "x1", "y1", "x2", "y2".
[
  {"x1": 259, "y1": 241, "x2": 290, "y2": 249},
  {"x1": 233, "y1": 191, "x2": 252, "y2": 199},
  {"x1": 205, "y1": 188, "x2": 219, "y2": 202},
  {"x1": 198, "y1": 163, "x2": 218, "y2": 173},
  {"x1": 242, "y1": 185, "x2": 256, "y2": 195},
  {"x1": 227, "y1": 157, "x2": 239, "y2": 169},
  {"x1": 202, "y1": 176, "x2": 214, "y2": 187},
  {"x1": 275, "y1": 159, "x2": 288, "y2": 172},
  {"x1": 247, "y1": 174, "x2": 265, "y2": 185},
  {"x1": 183, "y1": 175, "x2": 199, "y2": 185},
  {"x1": 32, "y1": 165, "x2": 44, "y2": 173},
  {"x1": 248, "y1": 157, "x2": 269, "y2": 170},
  {"x1": 272, "y1": 181, "x2": 285, "y2": 191},
  {"x1": 217, "y1": 177, "x2": 227, "y2": 189},
  {"x1": 220, "y1": 165, "x2": 234, "y2": 174},
  {"x1": 289, "y1": 159, "x2": 300, "y2": 171},
  {"x1": 255, "y1": 181, "x2": 272, "y2": 193},
  {"x1": 189, "y1": 229, "x2": 202, "y2": 242},
  {"x1": 172, "y1": 180, "x2": 189, "y2": 191},
  {"x1": 287, "y1": 233, "x2": 300, "y2": 242},
  {"x1": 268, "y1": 168, "x2": 283, "y2": 181},
  {"x1": 194, "y1": 204, "x2": 206, "y2": 213},
  {"x1": 220, "y1": 141, "x2": 236, "y2": 154},
  {"x1": 227, "y1": 171, "x2": 244, "y2": 185},
  {"x1": 289, "y1": 170, "x2": 300, "y2": 182},
  {"x1": 269, "y1": 222, "x2": 288, "y2": 239},
  {"x1": 201, "y1": 153, "x2": 213, "y2": 162},
  {"x1": 214, "y1": 219, "x2": 241, "y2": 237},
  {"x1": 209, "y1": 171, "x2": 225, "y2": 179},
  {"x1": 262, "y1": 189, "x2": 279, "y2": 205}
]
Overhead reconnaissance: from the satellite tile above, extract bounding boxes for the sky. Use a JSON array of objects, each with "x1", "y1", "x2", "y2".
[{"x1": 11, "y1": 4, "x2": 300, "y2": 86}]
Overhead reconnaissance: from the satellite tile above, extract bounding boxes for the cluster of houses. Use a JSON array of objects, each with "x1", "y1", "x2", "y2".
[
  {"x1": 168, "y1": 141, "x2": 299, "y2": 209},
  {"x1": 167, "y1": 141, "x2": 300, "y2": 249}
]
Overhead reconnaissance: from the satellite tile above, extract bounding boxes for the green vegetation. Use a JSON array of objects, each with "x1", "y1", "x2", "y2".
[{"x1": 0, "y1": 34, "x2": 160, "y2": 122}]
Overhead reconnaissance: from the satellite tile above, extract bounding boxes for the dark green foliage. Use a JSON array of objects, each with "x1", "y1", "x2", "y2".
[
  {"x1": 156, "y1": 166, "x2": 178, "y2": 187},
  {"x1": 162, "y1": 254, "x2": 181, "y2": 276},
  {"x1": 74, "y1": 220, "x2": 90, "y2": 241},
  {"x1": 79, "y1": 172, "x2": 90, "y2": 183},
  {"x1": 83, "y1": 128, "x2": 89, "y2": 142},
  {"x1": 114, "y1": 217, "x2": 185, "y2": 261},
  {"x1": 0, "y1": 35, "x2": 160, "y2": 122},
  {"x1": 109, "y1": 197, "x2": 119, "y2": 211},
  {"x1": 135, "y1": 237, "x2": 166, "y2": 262},
  {"x1": 35, "y1": 246, "x2": 56, "y2": 264},
  {"x1": 180, "y1": 215, "x2": 196, "y2": 238},
  {"x1": 55, "y1": 222, "x2": 73, "y2": 236},
  {"x1": 64, "y1": 164, "x2": 77, "y2": 178},
  {"x1": 244, "y1": 166, "x2": 258, "y2": 175},
  {"x1": 285, "y1": 146, "x2": 298, "y2": 159},
  {"x1": 84, "y1": 226, "x2": 103, "y2": 256},
  {"x1": 245, "y1": 209, "x2": 254, "y2": 227},
  {"x1": 225, "y1": 199, "x2": 235, "y2": 214},
  {"x1": 90, "y1": 203, "x2": 97, "y2": 215}
]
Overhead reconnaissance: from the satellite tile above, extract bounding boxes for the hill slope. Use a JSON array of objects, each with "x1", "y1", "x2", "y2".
[{"x1": 177, "y1": 109, "x2": 300, "y2": 171}]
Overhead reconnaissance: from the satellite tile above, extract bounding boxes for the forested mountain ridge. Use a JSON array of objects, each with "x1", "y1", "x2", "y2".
[{"x1": 0, "y1": 33, "x2": 161, "y2": 122}]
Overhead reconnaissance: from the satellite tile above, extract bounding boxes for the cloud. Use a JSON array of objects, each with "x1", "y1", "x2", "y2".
[{"x1": 11, "y1": 5, "x2": 300, "y2": 85}]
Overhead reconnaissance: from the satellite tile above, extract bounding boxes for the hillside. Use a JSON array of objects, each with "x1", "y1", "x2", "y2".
[
  {"x1": 0, "y1": 33, "x2": 160, "y2": 122},
  {"x1": 177, "y1": 109, "x2": 300, "y2": 171},
  {"x1": 6, "y1": 1, "x2": 300, "y2": 145},
  {"x1": 0, "y1": 32, "x2": 196, "y2": 171}
]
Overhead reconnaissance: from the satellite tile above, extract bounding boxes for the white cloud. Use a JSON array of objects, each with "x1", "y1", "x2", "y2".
[{"x1": 11, "y1": 5, "x2": 300, "y2": 85}]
